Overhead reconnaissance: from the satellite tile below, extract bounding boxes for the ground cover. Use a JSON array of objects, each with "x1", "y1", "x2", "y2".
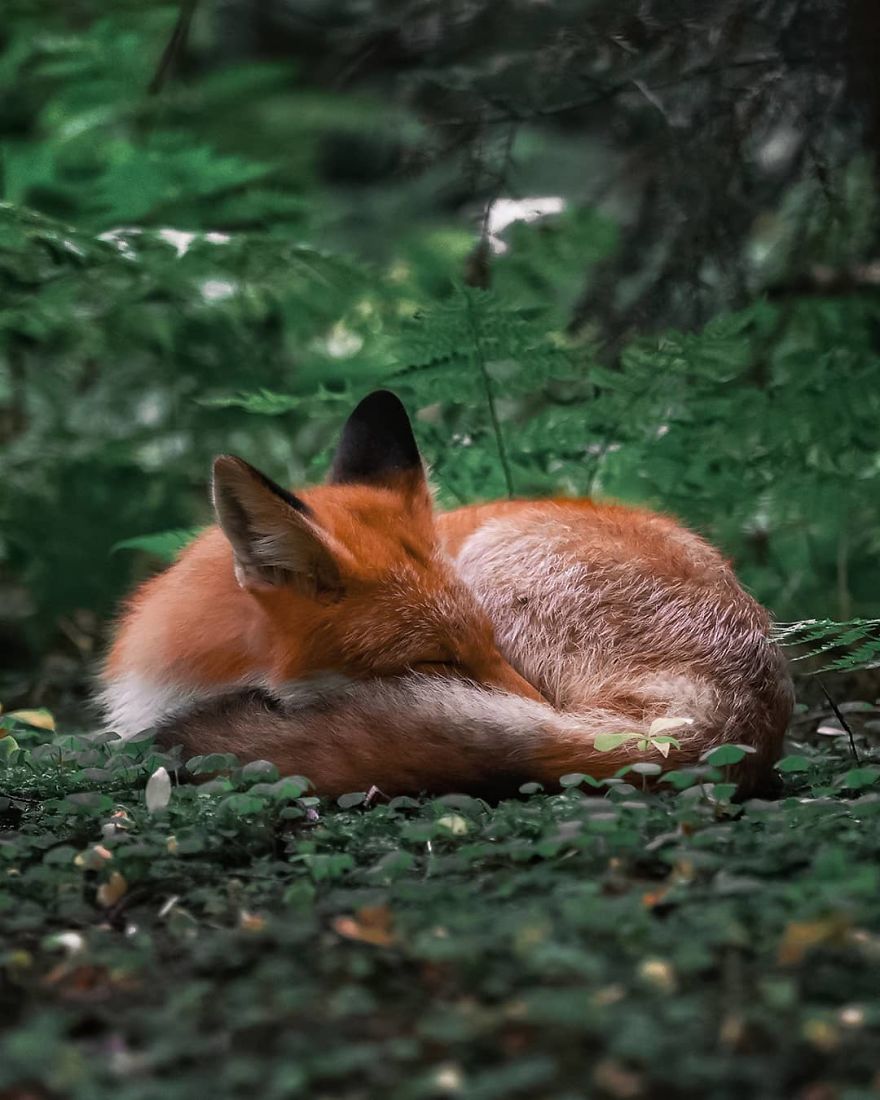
[{"x1": 1, "y1": 702, "x2": 879, "y2": 1100}]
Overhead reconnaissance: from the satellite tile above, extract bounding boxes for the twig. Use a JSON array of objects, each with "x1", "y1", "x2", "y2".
[
  {"x1": 436, "y1": 55, "x2": 805, "y2": 129},
  {"x1": 148, "y1": 0, "x2": 198, "y2": 96},
  {"x1": 818, "y1": 679, "x2": 861, "y2": 764},
  {"x1": 0, "y1": 790, "x2": 44, "y2": 805},
  {"x1": 464, "y1": 290, "x2": 515, "y2": 498}
]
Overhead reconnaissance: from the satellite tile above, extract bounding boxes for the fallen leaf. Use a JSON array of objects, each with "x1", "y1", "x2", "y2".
[
  {"x1": 637, "y1": 957, "x2": 677, "y2": 993},
  {"x1": 641, "y1": 887, "x2": 670, "y2": 909},
  {"x1": 75, "y1": 845, "x2": 114, "y2": 871},
  {"x1": 778, "y1": 915, "x2": 850, "y2": 966},
  {"x1": 332, "y1": 905, "x2": 395, "y2": 947},
  {"x1": 97, "y1": 871, "x2": 127, "y2": 909},
  {"x1": 239, "y1": 910, "x2": 266, "y2": 932},
  {"x1": 6, "y1": 708, "x2": 55, "y2": 731}
]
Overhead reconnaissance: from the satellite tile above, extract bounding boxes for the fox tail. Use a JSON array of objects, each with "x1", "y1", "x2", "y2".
[{"x1": 154, "y1": 671, "x2": 788, "y2": 799}]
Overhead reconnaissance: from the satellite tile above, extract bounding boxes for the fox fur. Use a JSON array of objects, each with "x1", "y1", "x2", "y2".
[{"x1": 99, "y1": 391, "x2": 792, "y2": 798}]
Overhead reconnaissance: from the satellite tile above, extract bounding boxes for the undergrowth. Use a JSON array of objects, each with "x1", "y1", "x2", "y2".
[{"x1": 1, "y1": 700, "x2": 880, "y2": 1099}]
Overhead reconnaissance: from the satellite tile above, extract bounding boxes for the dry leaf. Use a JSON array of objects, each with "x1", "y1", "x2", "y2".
[
  {"x1": 75, "y1": 845, "x2": 113, "y2": 871},
  {"x1": 332, "y1": 904, "x2": 395, "y2": 946},
  {"x1": 437, "y1": 814, "x2": 468, "y2": 835},
  {"x1": 641, "y1": 887, "x2": 670, "y2": 909},
  {"x1": 7, "y1": 708, "x2": 55, "y2": 731},
  {"x1": 637, "y1": 957, "x2": 677, "y2": 993},
  {"x1": 239, "y1": 910, "x2": 266, "y2": 932},
  {"x1": 96, "y1": 871, "x2": 128, "y2": 909},
  {"x1": 777, "y1": 914, "x2": 850, "y2": 966}
]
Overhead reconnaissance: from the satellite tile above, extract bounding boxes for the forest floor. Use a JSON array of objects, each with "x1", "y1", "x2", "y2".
[{"x1": 1, "y1": 697, "x2": 880, "y2": 1100}]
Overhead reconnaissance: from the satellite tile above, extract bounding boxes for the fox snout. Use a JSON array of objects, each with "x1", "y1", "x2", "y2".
[{"x1": 481, "y1": 656, "x2": 545, "y2": 702}]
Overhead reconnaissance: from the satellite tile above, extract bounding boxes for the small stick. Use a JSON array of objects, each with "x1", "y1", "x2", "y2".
[
  {"x1": 148, "y1": 0, "x2": 198, "y2": 96},
  {"x1": 818, "y1": 678, "x2": 860, "y2": 765}
]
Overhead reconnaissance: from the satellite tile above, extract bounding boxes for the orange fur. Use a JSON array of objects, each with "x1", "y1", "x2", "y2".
[
  {"x1": 100, "y1": 393, "x2": 792, "y2": 797},
  {"x1": 102, "y1": 478, "x2": 540, "y2": 733}
]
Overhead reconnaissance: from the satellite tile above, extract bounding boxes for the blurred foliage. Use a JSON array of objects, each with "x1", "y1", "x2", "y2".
[{"x1": 1, "y1": 0, "x2": 879, "y2": 709}]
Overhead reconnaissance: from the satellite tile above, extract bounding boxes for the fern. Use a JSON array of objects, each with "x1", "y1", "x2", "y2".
[
  {"x1": 199, "y1": 389, "x2": 354, "y2": 416},
  {"x1": 383, "y1": 286, "x2": 585, "y2": 501},
  {"x1": 773, "y1": 619, "x2": 880, "y2": 673},
  {"x1": 112, "y1": 529, "x2": 204, "y2": 563},
  {"x1": 193, "y1": 277, "x2": 880, "y2": 628}
]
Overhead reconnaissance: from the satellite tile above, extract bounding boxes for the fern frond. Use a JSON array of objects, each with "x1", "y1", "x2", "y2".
[
  {"x1": 112, "y1": 528, "x2": 204, "y2": 562},
  {"x1": 199, "y1": 388, "x2": 353, "y2": 415},
  {"x1": 773, "y1": 618, "x2": 880, "y2": 672}
]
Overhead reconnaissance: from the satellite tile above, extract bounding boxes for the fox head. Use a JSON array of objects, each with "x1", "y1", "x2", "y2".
[{"x1": 212, "y1": 390, "x2": 540, "y2": 701}]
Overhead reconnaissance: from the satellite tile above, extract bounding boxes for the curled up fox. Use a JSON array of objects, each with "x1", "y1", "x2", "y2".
[{"x1": 100, "y1": 391, "x2": 792, "y2": 798}]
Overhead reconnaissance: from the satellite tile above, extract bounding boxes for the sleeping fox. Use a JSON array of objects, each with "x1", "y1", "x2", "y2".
[{"x1": 100, "y1": 390, "x2": 792, "y2": 798}]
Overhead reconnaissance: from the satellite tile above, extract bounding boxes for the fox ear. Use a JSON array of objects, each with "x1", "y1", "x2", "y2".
[
  {"x1": 212, "y1": 456, "x2": 343, "y2": 596},
  {"x1": 328, "y1": 390, "x2": 426, "y2": 492}
]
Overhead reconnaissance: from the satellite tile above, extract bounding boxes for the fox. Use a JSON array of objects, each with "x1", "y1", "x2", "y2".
[{"x1": 99, "y1": 390, "x2": 793, "y2": 799}]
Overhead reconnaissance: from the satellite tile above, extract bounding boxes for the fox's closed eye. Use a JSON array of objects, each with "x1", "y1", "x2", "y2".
[{"x1": 410, "y1": 658, "x2": 460, "y2": 672}]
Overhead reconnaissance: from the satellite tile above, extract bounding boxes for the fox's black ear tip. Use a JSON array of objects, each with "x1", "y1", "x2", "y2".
[
  {"x1": 328, "y1": 390, "x2": 421, "y2": 485},
  {"x1": 345, "y1": 388, "x2": 417, "y2": 448},
  {"x1": 350, "y1": 390, "x2": 408, "y2": 419}
]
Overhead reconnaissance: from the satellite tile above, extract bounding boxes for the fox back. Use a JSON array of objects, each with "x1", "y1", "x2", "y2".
[{"x1": 437, "y1": 497, "x2": 792, "y2": 787}]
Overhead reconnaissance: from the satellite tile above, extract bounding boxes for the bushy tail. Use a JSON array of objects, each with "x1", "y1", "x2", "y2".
[{"x1": 157, "y1": 671, "x2": 787, "y2": 799}]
